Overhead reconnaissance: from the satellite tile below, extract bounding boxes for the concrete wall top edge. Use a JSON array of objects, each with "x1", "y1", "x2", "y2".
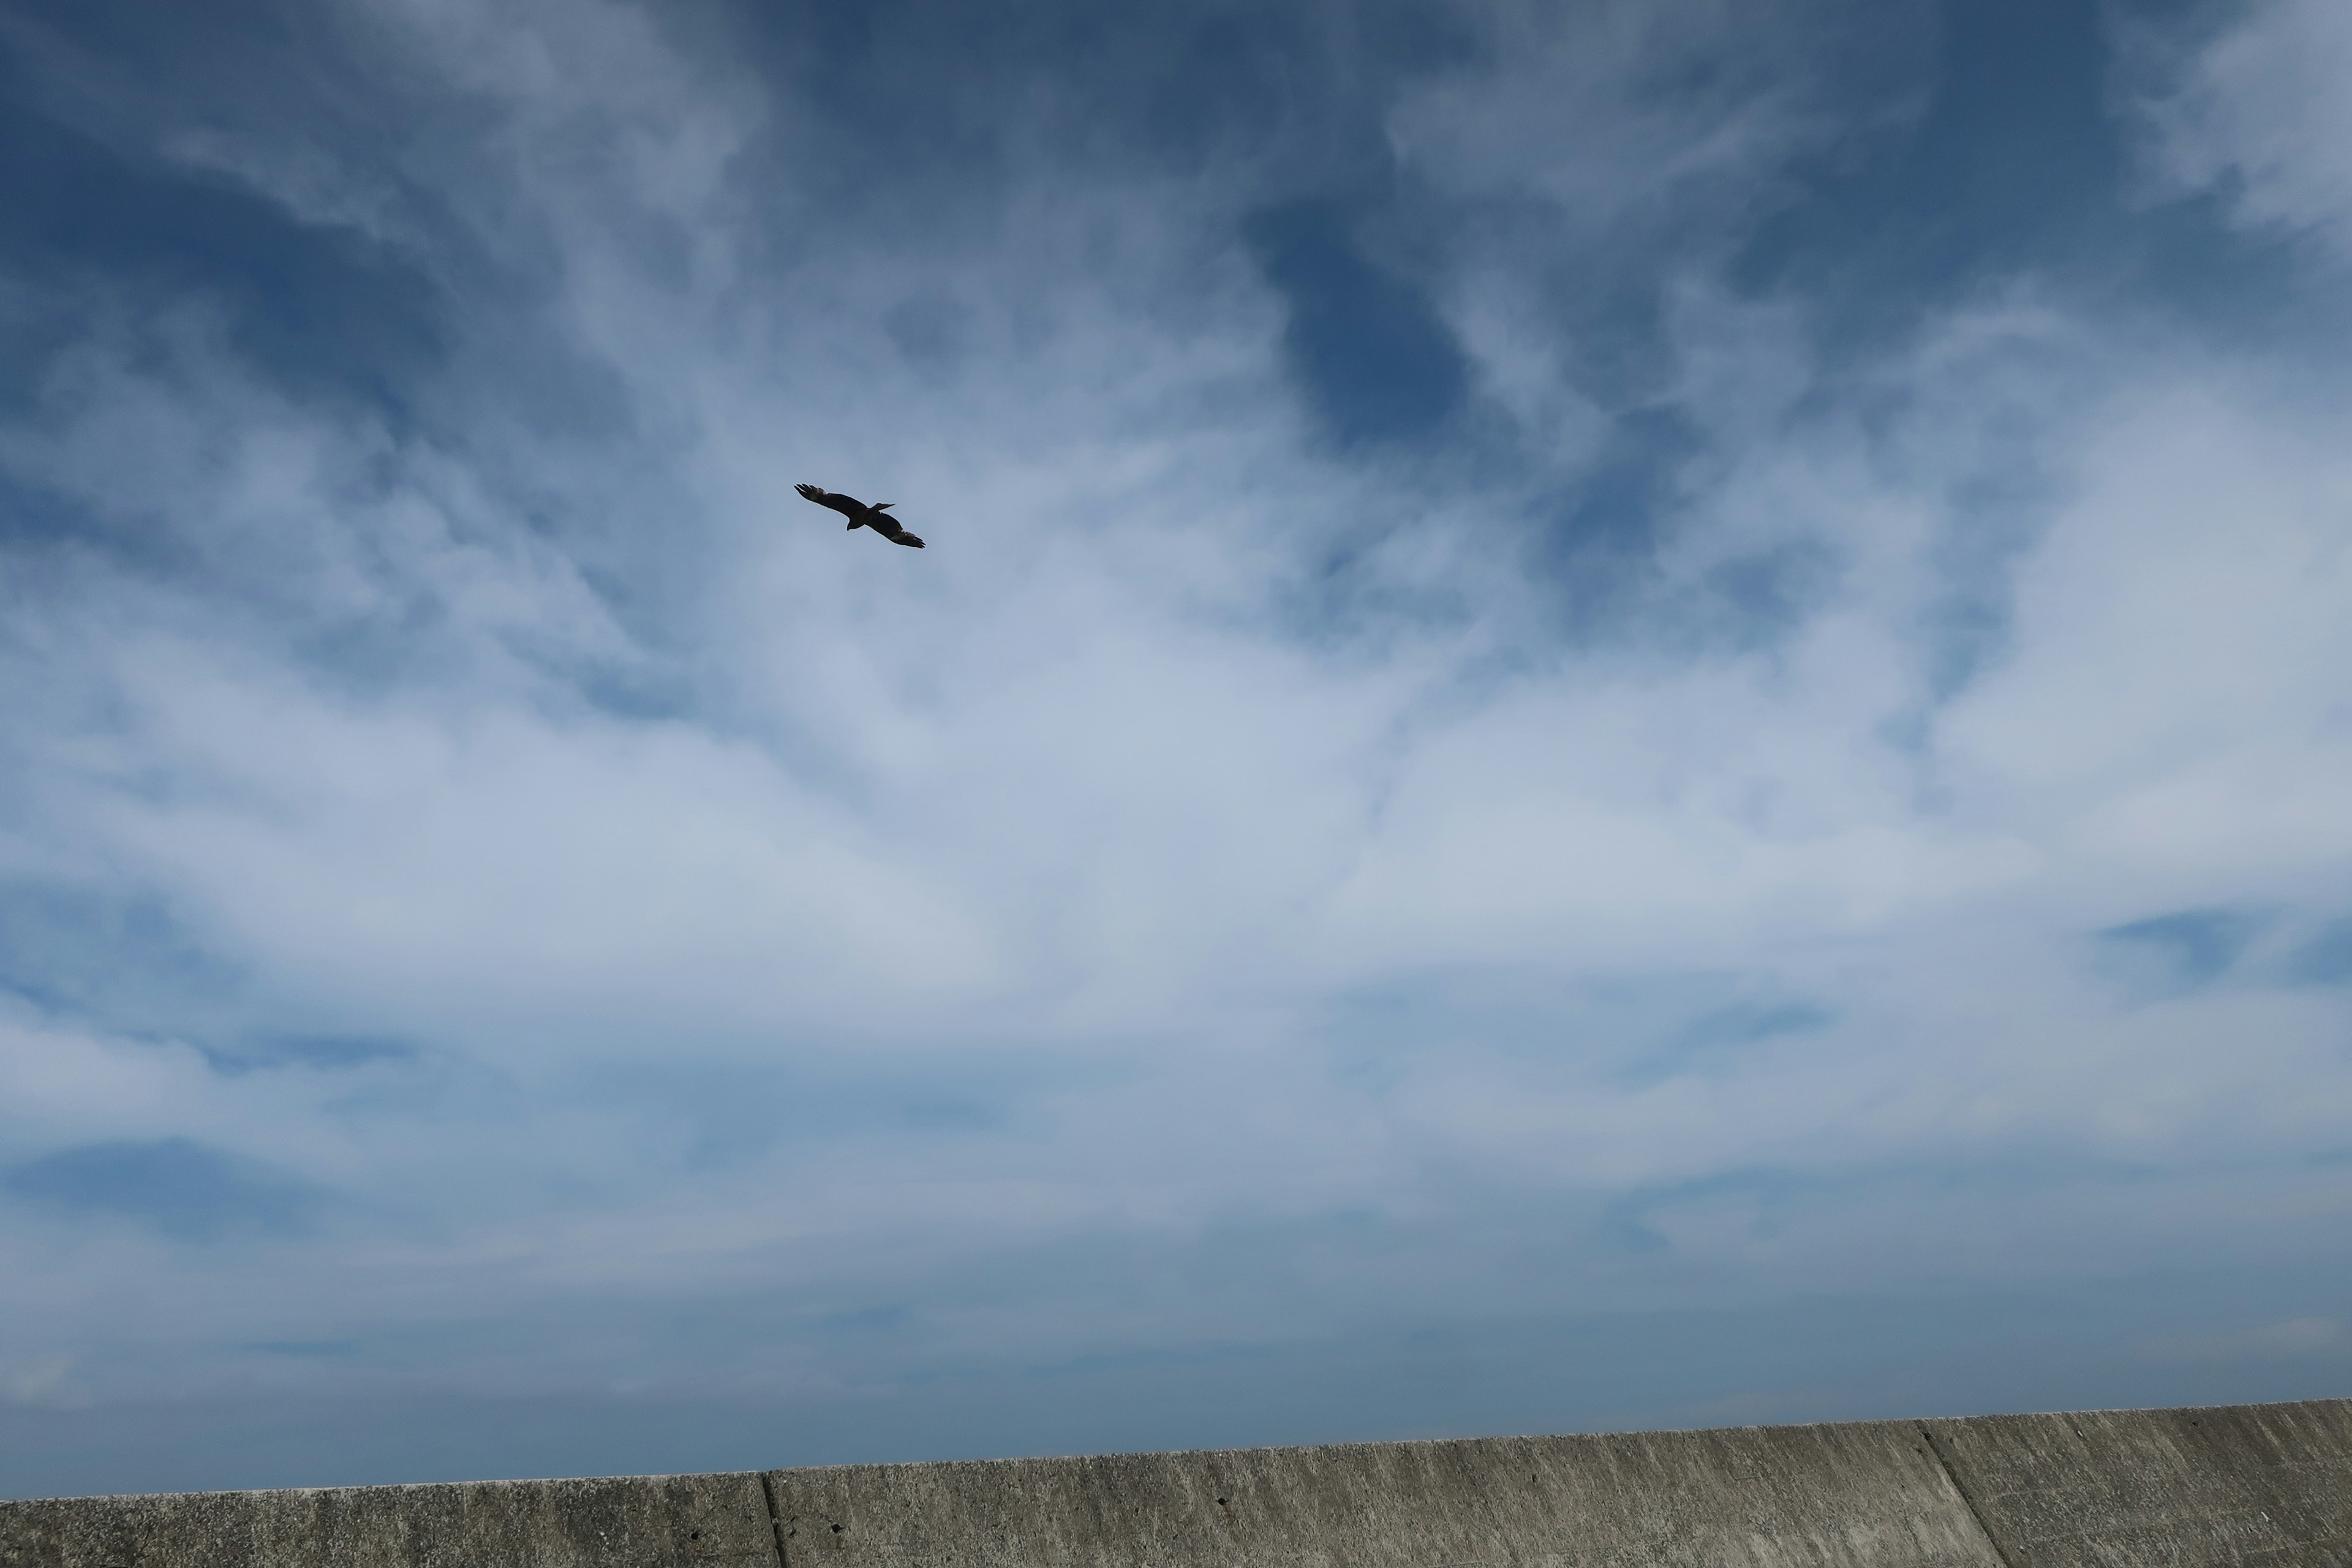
[
  {"x1": 5, "y1": 1395, "x2": 2348, "y2": 1506},
  {"x1": 756, "y1": 1393, "x2": 2351, "y2": 1476},
  {"x1": 7, "y1": 1396, "x2": 2351, "y2": 1568},
  {"x1": 0, "y1": 1471, "x2": 760, "y2": 1506}
]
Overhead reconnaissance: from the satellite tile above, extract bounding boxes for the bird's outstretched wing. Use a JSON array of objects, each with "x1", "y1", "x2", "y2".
[
  {"x1": 864, "y1": 510, "x2": 926, "y2": 548},
  {"x1": 794, "y1": 483, "x2": 866, "y2": 521}
]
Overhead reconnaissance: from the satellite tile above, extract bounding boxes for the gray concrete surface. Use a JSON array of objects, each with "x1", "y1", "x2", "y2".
[
  {"x1": 4, "y1": 1398, "x2": 2346, "y2": 1567},
  {"x1": 768, "y1": 1421, "x2": 1997, "y2": 1568},
  {"x1": 0, "y1": 1470, "x2": 779, "y2": 1568},
  {"x1": 1922, "y1": 1398, "x2": 2352, "y2": 1568}
]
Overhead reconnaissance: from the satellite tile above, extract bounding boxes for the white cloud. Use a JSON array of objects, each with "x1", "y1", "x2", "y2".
[
  {"x1": 1389, "y1": 0, "x2": 1884, "y2": 222},
  {"x1": 1938, "y1": 375, "x2": 2352, "y2": 892},
  {"x1": 2136, "y1": 0, "x2": 2352, "y2": 254}
]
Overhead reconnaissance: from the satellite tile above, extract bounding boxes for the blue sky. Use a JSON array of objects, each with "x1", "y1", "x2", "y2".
[{"x1": 3, "y1": 0, "x2": 2352, "y2": 1499}]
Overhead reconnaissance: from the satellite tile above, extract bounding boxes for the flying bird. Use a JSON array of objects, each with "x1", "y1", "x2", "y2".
[{"x1": 795, "y1": 483, "x2": 925, "y2": 548}]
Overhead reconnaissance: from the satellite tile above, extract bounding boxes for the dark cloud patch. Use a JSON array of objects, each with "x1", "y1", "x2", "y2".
[
  {"x1": 1620, "y1": 1002, "x2": 1834, "y2": 1088},
  {"x1": 1599, "y1": 1164, "x2": 1834, "y2": 1255},
  {"x1": 1554, "y1": 410, "x2": 1697, "y2": 558},
  {"x1": 0, "y1": 881, "x2": 240, "y2": 1030},
  {"x1": 1915, "y1": 460, "x2": 2053, "y2": 702},
  {"x1": 1245, "y1": 200, "x2": 1469, "y2": 448},
  {"x1": 1700, "y1": 541, "x2": 1842, "y2": 649},
  {"x1": 202, "y1": 1035, "x2": 421, "y2": 1076},
  {"x1": 883, "y1": 293, "x2": 972, "y2": 372},
  {"x1": 2097, "y1": 907, "x2": 2263, "y2": 995},
  {"x1": 2287, "y1": 919, "x2": 2352, "y2": 988},
  {"x1": 0, "y1": 470, "x2": 197, "y2": 581},
  {"x1": 817, "y1": 1304, "x2": 913, "y2": 1336},
  {"x1": 574, "y1": 1053, "x2": 1058, "y2": 1175},
  {"x1": 1528, "y1": 407, "x2": 1704, "y2": 630},
  {"x1": 5, "y1": 1137, "x2": 320, "y2": 1240},
  {"x1": 566, "y1": 665, "x2": 702, "y2": 725},
  {"x1": 1685, "y1": 1001, "x2": 1834, "y2": 1050}
]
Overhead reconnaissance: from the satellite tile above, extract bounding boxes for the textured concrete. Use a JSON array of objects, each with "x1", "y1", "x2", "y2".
[
  {"x1": 769, "y1": 1421, "x2": 1997, "y2": 1568},
  {"x1": 0, "y1": 1470, "x2": 778, "y2": 1568},
  {"x1": 1923, "y1": 1398, "x2": 2352, "y2": 1568},
  {"x1": 7, "y1": 1399, "x2": 2351, "y2": 1568}
]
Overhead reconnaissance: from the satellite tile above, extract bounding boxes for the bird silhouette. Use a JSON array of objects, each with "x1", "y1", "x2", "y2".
[{"x1": 795, "y1": 483, "x2": 925, "y2": 548}]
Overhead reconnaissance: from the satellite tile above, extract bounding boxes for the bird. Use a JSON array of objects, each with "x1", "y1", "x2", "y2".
[{"x1": 794, "y1": 483, "x2": 925, "y2": 548}]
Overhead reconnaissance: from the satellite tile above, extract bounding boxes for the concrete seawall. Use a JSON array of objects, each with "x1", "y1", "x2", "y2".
[{"x1": 6, "y1": 1397, "x2": 2348, "y2": 1567}]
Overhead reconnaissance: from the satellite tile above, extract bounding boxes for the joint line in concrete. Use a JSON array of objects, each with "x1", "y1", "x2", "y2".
[
  {"x1": 759, "y1": 1469, "x2": 792, "y2": 1568},
  {"x1": 1918, "y1": 1422, "x2": 2016, "y2": 1568}
]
